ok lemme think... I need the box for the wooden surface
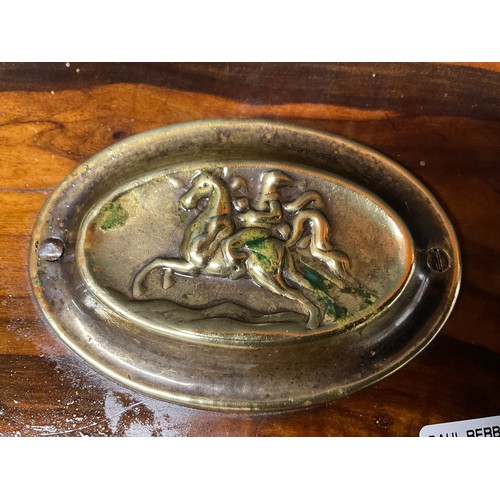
[0,62,498,436]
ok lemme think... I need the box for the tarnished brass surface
[29,119,461,411]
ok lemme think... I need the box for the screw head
[38,237,65,261]
[426,247,450,272]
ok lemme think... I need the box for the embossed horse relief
[132,169,364,329]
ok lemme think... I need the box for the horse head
[179,171,214,210]
[178,170,231,216]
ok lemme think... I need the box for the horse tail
[286,210,332,251]
[286,210,354,284]
[283,191,325,213]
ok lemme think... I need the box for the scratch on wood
[39,399,149,436]
[255,414,268,437]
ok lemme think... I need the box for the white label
[420,415,500,437]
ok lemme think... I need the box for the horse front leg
[132,258,198,298]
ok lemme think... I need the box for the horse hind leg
[246,264,320,330]
[283,250,336,324]
[132,258,197,298]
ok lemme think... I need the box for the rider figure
[235,170,294,238]
[230,169,351,282]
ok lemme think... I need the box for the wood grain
[0,63,499,436]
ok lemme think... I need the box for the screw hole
[38,237,65,262]
[426,248,450,272]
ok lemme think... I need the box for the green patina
[178,208,188,223]
[98,202,128,231]
[244,236,267,251]
[317,295,338,319]
[244,236,275,271]
[301,264,347,319]
[302,264,330,293]
[343,286,377,305]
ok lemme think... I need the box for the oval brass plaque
[30,120,460,410]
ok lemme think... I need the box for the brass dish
[30,119,461,411]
